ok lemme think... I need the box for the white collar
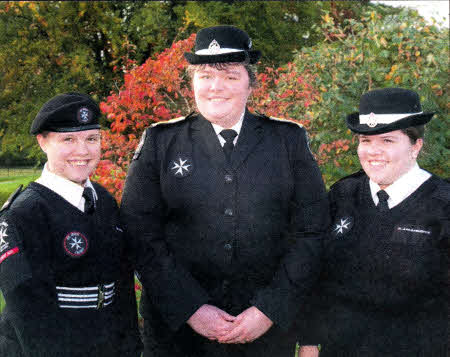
[369,163,431,209]
[211,111,245,146]
[35,163,97,211]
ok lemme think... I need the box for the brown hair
[186,62,258,89]
[401,125,425,144]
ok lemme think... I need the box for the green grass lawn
[0,174,39,207]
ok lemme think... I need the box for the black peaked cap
[184,25,261,65]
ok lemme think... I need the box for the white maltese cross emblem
[208,39,221,54]
[0,221,9,253]
[332,216,354,237]
[63,232,89,257]
[78,107,91,123]
[171,158,192,177]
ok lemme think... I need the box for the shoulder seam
[0,185,24,212]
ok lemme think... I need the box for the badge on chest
[63,231,89,258]
[169,156,193,178]
[332,216,354,238]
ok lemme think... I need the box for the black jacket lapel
[231,111,264,170]
[190,114,228,171]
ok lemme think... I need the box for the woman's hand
[298,345,319,357]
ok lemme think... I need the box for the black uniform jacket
[121,110,329,354]
[0,182,142,357]
[297,171,449,356]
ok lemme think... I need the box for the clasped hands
[187,304,273,344]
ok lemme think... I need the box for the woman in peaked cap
[0,93,142,356]
[121,25,330,357]
[298,87,449,356]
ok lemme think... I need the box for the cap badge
[78,107,91,124]
[0,221,9,253]
[171,157,192,177]
[332,216,354,237]
[367,112,377,127]
[208,39,221,54]
[63,231,89,258]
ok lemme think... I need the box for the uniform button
[224,243,232,251]
[224,174,233,183]
[224,208,233,216]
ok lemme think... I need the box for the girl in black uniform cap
[298,88,448,357]
[0,93,142,356]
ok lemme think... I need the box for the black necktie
[83,187,96,213]
[220,129,238,162]
[376,190,390,213]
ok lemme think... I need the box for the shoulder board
[150,115,189,128]
[255,111,303,128]
[267,116,303,128]
[0,185,23,213]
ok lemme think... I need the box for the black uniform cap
[346,88,434,135]
[184,25,261,65]
[30,92,101,135]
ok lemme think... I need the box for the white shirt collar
[35,163,97,212]
[369,163,431,209]
[211,111,245,146]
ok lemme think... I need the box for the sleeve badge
[0,221,10,253]
[0,221,20,264]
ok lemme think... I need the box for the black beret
[30,92,101,135]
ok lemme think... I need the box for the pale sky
[372,1,449,27]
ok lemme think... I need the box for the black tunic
[0,182,142,357]
[297,171,449,356]
[121,111,330,356]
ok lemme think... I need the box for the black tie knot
[376,190,389,212]
[220,129,237,144]
[83,187,96,213]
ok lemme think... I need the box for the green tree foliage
[288,6,449,184]
[0,1,182,166]
[0,2,129,165]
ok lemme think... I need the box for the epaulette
[268,116,304,128]
[256,111,303,128]
[149,112,195,128]
[0,185,23,213]
[132,113,194,161]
